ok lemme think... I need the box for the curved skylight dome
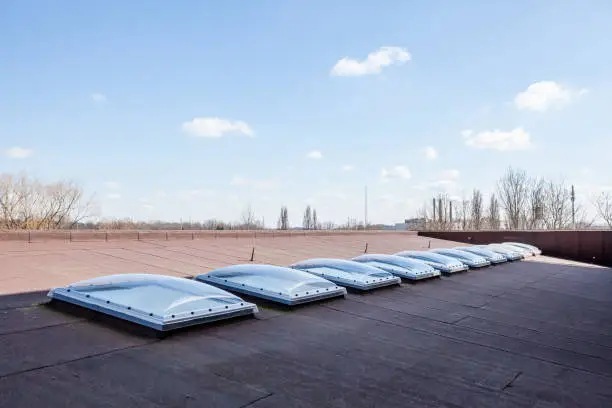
[195,264,347,305]
[483,244,524,261]
[455,246,507,264]
[351,254,440,280]
[47,274,258,331]
[290,258,401,290]
[431,248,490,268]
[502,242,539,256]
[394,250,468,274]
[493,243,533,257]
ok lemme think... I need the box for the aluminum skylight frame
[454,246,507,264]
[47,274,259,331]
[290,258,401,290]
[394,250,469,274]
[195,264,347,306]
[352,254,440,281]
[430,248,491,268]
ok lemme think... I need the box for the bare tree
[594,192,612,228]
[488,193,501,230]
[321,221,336,230]
[429,194,453,231]
[497,167,529,229]
[0,173,94,230]
[543,179,572,229]
[471,189,483,230]
[277,206,289,230]
[340,217,359,230]
[416,203,431,230]
[459,195,471,231]
[526,177,546,229]
[302,205,312,230]
[239,204,261,230]
[312,209,318,230]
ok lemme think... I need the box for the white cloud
[104,181,119,189]
[514,81,587,112]
[4,147,33,159]
[462,127,532,151]
[91,93,107,103]
[423,146,438,160]
[106,193,121,200]
[306,150,323,159]
[252,180,277,190]
[414,169,461,192]
[341,164,355,172]
[182,117,254,138]
[143,204,155,210]
[439,169,460,180]
[331,46,411,77]
[230,175,248,185]
[381,165,412,181]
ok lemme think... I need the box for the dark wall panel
[418,231,612,267]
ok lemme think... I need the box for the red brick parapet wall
[0,229,417,243]
[419,230,612,267]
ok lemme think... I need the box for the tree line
[0,173,93,230]
[3,169,612,231]
[418,167,612,231]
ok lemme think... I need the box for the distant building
[403,218,426,230]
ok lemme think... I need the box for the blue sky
[1,0,611,225]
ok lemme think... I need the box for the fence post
[28,231,31,244]
[165,231,168,241]
[250,247,255,262]
[364,242,368,253]
[192,231,194,240]
[137,231,140,241]
[70,231,72,242]
[105,231,108,242]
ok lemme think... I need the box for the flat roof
[1,233,612,407]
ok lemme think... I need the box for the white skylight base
[199,275,347,305]
[356,261,440,281]
[297,267,402,290]
[443,264,470,274]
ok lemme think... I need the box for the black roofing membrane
[1,257,612,407]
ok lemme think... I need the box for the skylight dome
[455,246,507,264]
[483,244,524,261]
[196,264,347,305]
[504,242,542,255]
[290,258,401,290]
[394,250,468,274]
[431,248,490,268]
[351,254,440,280]
[47,274,258,331]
